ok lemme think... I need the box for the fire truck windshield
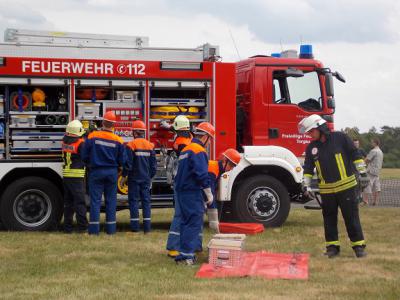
[273,71,322,111]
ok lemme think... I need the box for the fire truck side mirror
[333,71,346,83]
[325,73,334,97]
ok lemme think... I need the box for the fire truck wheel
[0,177,63,231]
[233,174,290,227]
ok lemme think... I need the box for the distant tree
[369,126,377,134]
[341,125,400,168]
[343,127,360,140]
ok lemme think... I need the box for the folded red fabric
[219,222,264,234]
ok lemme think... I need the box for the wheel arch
[232,165,300,198]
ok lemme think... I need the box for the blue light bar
[271,53,281,58]
[299,45,314,59]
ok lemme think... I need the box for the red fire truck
[0,29,344,230]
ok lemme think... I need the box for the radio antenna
[229,28,241,60]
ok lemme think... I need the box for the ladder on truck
[1,28,220,62]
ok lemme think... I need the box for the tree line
[343,126,400,168]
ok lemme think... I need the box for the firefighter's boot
[325,245,340,258]
[353,246,367,258]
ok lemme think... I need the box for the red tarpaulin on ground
[219,223,264,234]
[196,251,309,280]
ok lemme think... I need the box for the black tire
[0,176,63,231]
[232,174,290,227]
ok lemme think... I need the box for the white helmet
[298,114,326,134]
[66,120,85,137]
[173,115,190,131]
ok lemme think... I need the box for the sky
[0,0,399,132]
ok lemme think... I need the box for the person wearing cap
[206,148,241,233]
[174,122,215,266]
[298,114,368,258]
[165,115,194,257]
[62,120,87,233]
[122,120,156,233]
[81,111,127,235]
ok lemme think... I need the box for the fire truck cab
[0,29,343,230]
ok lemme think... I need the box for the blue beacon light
[299,44,314,59]
[271,53,281,58]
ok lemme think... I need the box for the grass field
[380,168,400,179]
[0,207,399,300]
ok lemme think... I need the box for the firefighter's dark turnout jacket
[62,135,85,178]
[303,131,364,194]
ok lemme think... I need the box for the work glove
[302,176,316,199]
[303,186,316,200]
[359,173,370,191]
[207,208,220,233]
[203,187,213,206]
[160,120,171,129]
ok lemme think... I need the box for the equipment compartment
[8,85,69,112]
[3,81,71,159]
[149,83,209,151]
[75,82,144,141]
[150,86,207,121]
[11,129,64,153]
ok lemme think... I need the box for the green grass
[0,207,399,300]
[380,168,400,179]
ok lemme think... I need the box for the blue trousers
[175,190,205,260]
[166,195,181,251]
[167,192,203,251]
[88,168,118,235]
[128,180,151,232]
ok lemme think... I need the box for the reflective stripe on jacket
[124,138,157,182]
[303,131,363,194]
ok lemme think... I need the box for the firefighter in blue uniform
[62,120,88,233]
[122,120,157,233]
[192,148,242,251]
[298,114,368,258]
[206,148,241,233]
[81,111,127,235]
[174,122,215,265]
[163,116,193,257]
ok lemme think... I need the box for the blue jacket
[174,138,210,192]
[81,129,127,169]
[123,138,157,182]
